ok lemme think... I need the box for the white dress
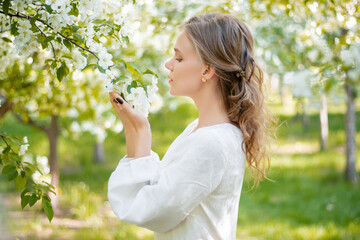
[108,118,246,240]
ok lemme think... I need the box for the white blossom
[98,26,110,37]
[147,84,158,103]
[120,21,132,37]
[114,14,126,25]
[98,50,113,69]
[13,0,28,12]
[126,87,151,117]
[72,49,87,69]
[105,78,115,92]
[18,144,30,156]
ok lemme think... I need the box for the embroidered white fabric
[108,118,246,240]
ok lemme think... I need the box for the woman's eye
[175,58,182,62]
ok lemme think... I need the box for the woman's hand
[109,91,151,158]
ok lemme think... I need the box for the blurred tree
[248,0,359,182]
[0,0,159,217]
[0,51,125,210]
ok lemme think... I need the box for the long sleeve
[107,134,227,233]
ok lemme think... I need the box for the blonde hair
[180,12,276,188]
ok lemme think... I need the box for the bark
[0,97,13,119]
[47,115,60,211]
[345,83,359,184]
[301,99,309,130]
[320,93,328,150]
[93,141,105,163]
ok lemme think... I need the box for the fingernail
[116,97,123,104]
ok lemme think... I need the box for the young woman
[108,12,273,240]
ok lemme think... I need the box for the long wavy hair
[180,12,276,188]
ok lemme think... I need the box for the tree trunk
[0,96,13,119]
[281,85,289,109]
[47,115,60,212]
[345,84,358,184]
[320,93,328,150]
[301,99,309,130]
[93,141,105,163]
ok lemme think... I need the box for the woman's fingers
[109,92,135,131]
[109,92,150,131]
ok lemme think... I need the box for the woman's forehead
[174,31,195,55]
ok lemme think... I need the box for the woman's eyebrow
[174,48,183,54]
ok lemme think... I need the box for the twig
[0,135,35,188]
[0,9,99,60]
[34,22,56,59]
[13,112,48,133]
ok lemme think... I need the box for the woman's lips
[168,79,173,83]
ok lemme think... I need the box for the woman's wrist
[134,128,152,158]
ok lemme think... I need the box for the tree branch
[0,9,99,60]
[13,112,48,133]
[34,21,56,60]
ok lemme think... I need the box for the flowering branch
[34,21,57,59]
[0,8,99,60]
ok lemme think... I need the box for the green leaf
[142,69,158,78]
[2,164,15,174]
[42,196,54,222]
[30,14,40,27]
[21,195,30,209]
[56,61,69,82]
[69,3,79,16]
[123,35,130,45]
[11,22,19,36]
[3,0,10,15]
[127,81,138,94]
[38,35,48,49]
[24,166,33,176]
[95,65,106,74]
[42,180,56,191]
[73,33,82,41]
[8,169,18,181]
[45,4,53,14]
[23,161,42,175]
[29,193,37,207]
[45,36,54,44]
[51,61,57,69]
[2,37,12,43]
[71,25,79,32]
[15,175,27,191]
[63,39,72,51]
[126,62,142,75]
[5,135,20,154]
[117,60,141,78]
[21,188,30,198]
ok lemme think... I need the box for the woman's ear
[202,64,217,80]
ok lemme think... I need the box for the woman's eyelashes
[175,58,182,62]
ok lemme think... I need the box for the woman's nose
[164,58,173,71]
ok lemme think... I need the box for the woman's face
[165,31,204,97]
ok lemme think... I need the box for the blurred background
[0,0,359,239]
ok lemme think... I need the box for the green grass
[1,99,360,239]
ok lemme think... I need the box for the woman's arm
[109,92,151,158]
[108,134,227,233]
